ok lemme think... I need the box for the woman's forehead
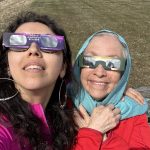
[84,35,124,57]
[15,22,55,35]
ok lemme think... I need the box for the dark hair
[0,11,76,150]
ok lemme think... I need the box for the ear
[60,63,67,78]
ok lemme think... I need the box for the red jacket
[74,114,150,150]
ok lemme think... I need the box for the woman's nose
[27,42,42,57]
[93,64,107,77]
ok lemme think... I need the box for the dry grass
[30,0,150,88]
[0,0,32,33]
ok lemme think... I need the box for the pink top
[0,104,51,150]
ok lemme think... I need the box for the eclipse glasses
[2,32,65,52]
[79,55,125,71]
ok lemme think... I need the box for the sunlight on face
[8,22,66,102]
[80,34,124,100]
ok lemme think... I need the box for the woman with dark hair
[72,29,150,149]
[0,11,76,150]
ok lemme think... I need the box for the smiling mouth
[89,80,107,85]
[93,82,106,85]
[24,65,45,71]
[88,80,108,89]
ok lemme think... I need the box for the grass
[1,0,150,88]
[29,0,150,88]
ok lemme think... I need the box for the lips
[92,81,106,85]
[88,78,110,88]
[25,65,44,70]
[23,62,45,71]
[89,80,107,85]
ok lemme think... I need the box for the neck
[18,86,54,109]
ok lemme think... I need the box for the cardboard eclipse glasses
[2,32,65,52]
[79,55,126,71]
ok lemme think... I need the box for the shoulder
[121,114,150,148]
[114,114,149,137]
[122,113,149,125]
[115,114,150,146]
[0,123,13,150]
[0,122,21,150]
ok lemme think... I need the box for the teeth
[25,65,43,70]
[91,81,106,85]
[94,82,105,85]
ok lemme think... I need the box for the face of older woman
[80,34,124,100]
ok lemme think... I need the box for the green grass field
[1,0,150,88]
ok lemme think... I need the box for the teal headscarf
[71,29,148,120]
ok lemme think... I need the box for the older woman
[72,29,150,149]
